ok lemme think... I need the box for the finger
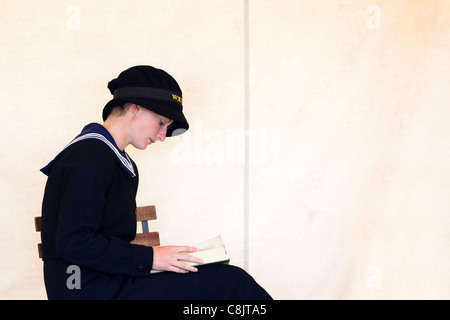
[177,254,204,265]
[178,263,199,273]
[168,266,190,274]
[171,260,199,273]
[177,246,199,253]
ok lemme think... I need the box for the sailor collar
[40,123,136,177]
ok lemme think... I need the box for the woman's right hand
[152,246,204,273]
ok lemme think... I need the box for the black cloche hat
[102,65,189,137]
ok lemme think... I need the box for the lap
[116,264,272,300]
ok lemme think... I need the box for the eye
[159,120,165,127]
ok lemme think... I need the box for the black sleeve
[54,142,154,276]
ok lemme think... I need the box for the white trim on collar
[66,133,136,177]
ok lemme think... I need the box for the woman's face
[130,106,173,150]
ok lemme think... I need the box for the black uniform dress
[40,123,272,300]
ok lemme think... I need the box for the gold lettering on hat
[172,94,183,104]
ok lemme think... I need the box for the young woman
[40,65,272,300]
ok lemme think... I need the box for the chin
[132,143,148,150]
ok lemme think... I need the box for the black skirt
[44,260,272,300]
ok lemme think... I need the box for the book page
[193,235,225,251]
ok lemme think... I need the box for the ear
[129,104,141,115]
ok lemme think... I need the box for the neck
[102,117,130,151]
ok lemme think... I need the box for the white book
[151,235,230,274]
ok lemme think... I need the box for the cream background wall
[1,0,449,299]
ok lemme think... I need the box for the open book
[151,235,230,274]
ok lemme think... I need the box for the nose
[157,126,167,142]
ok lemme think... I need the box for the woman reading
[40,65,272,300]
